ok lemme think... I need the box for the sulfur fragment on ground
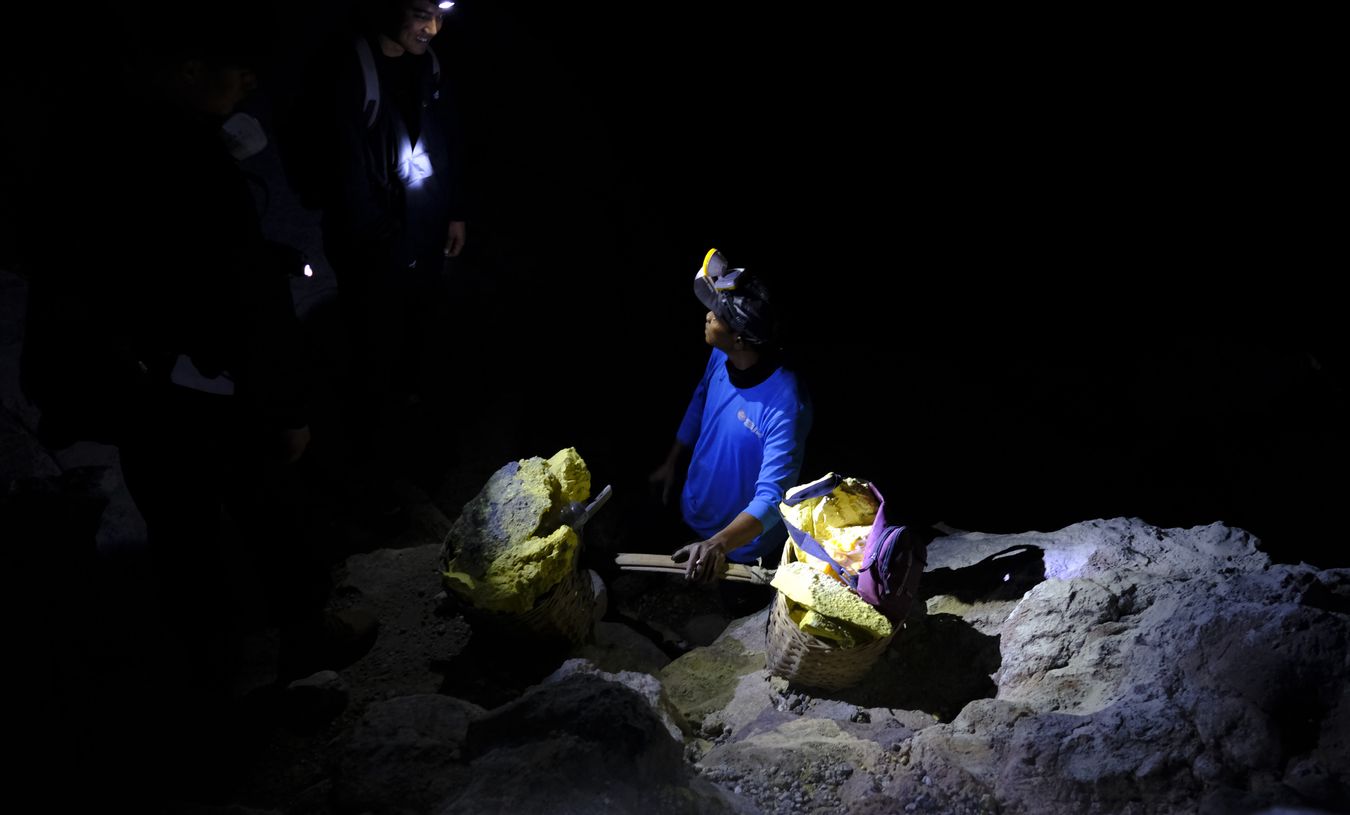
[440,448,591,614]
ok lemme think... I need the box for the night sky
[3,2,1343,566]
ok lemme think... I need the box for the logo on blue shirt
[736,409,764,439]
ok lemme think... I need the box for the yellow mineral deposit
[770,561,894,642]
[442,448,592,614]
[780,475,878,581]
[547,447,591,505]
[444,524,580,614]
[785,598,866,647]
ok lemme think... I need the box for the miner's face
[393,0,444,56]
[704,310,738,351]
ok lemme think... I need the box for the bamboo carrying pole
[614,553,774,584]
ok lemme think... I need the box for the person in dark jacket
[296,0,469,497]
[66,9,370,691]
[15,6,378,803]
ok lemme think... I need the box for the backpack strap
[782,520,857,589]
[353,38,442,130]
[857,482,894,584]
[782,472,843,507]
[354,36,380,129]
[866,482,889,547]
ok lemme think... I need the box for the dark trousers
[326,241,456,476]
[118,386,328,679]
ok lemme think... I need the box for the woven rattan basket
[764,543,895,690]
[470,565,595,646]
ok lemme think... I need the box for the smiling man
[290,0,470,510]
[382,0,448,56]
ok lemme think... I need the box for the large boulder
[332,694,484,814]
[570,621,673,680]
[442,673,733,814]
[439,451,589,614]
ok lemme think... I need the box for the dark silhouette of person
[21,12,376,793]
[283,0,469,509]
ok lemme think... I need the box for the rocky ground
[201,512,1350,814]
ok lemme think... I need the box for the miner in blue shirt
[649,249,813,584]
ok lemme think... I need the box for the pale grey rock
[890,520,1350,814]
[447,673,732,814]
[686,520,1349,814]
[660,607,772,739]
[571,620,671,676]
[543,658,688,740]
[698,717,889,815]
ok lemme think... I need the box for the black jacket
[308,34,468,269]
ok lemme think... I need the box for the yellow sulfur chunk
[771,561,893,640]
[441,448,592,613]
[781,475,878,580]
[799,610,862,647]
[784,592,868,646]
[447,525,580,614]
[547,447,591,505]
[809,478,877,531]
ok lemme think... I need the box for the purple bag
[781,474,929,624]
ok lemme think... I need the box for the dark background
[2,1,1343,565]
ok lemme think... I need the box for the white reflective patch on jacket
[397,136,434,188]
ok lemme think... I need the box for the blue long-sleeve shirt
[677,349,812,563]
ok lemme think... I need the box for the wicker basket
[469,565,595,646]
[764,544,895,691]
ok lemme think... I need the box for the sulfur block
[546,447,591,505]
[781,475,878,579]
[440,449,592,613]
[771,561,893,640]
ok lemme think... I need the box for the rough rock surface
[332,694,483,814]
[16,418,1345,815]
[439,455,583,613]
[680,519,1350,815]
[660,610,774,741]
[572,620,672,676]
[543,658,690,740]
[338,543,471,702]
[446,673,732,814]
